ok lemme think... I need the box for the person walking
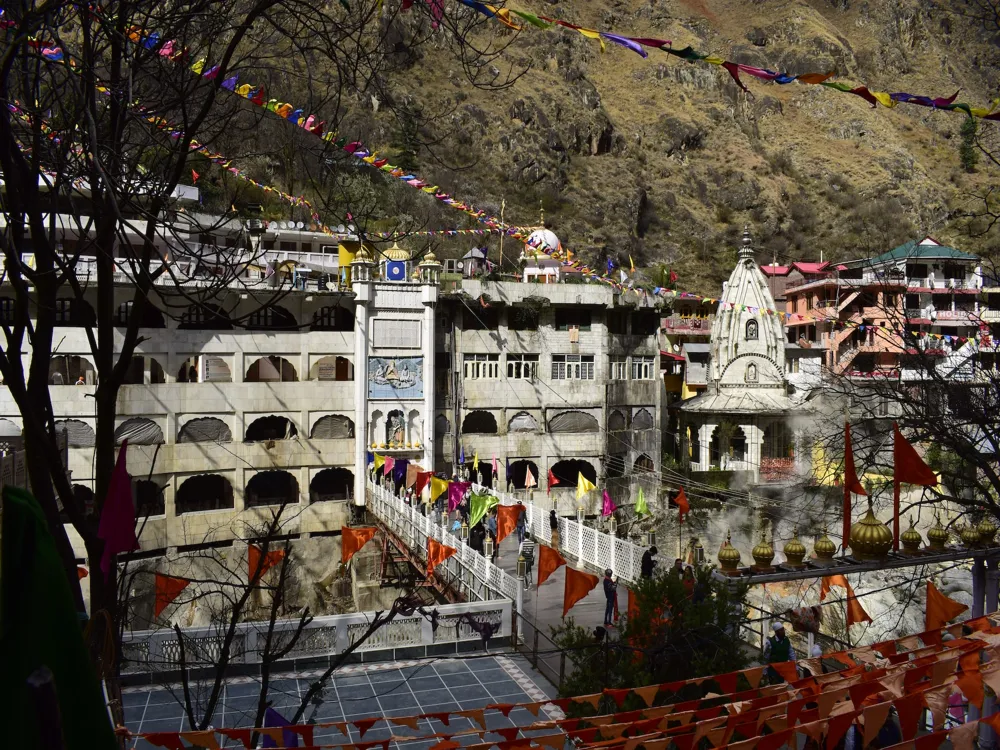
[763,623,794,682]
[640,546,658,578]
[549,510,559,547]
[603,569,618,627]
[515,501,527,547]
[486,508,498,561]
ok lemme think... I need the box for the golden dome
[783,529,807,568]
[978,517,998,546]
[961,524,981,548]
[354,245,374,263]
[751,532,774,571]
[814,532,837,560]
[384,242,410,261]
[419,250,441,267]
[849,501,893,561]
[927,514,949,551]
[718,531,742,573]
[900,518,923,555]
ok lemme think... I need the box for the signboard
[368,356,423,400]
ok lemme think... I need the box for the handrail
[366,482,522,609]
[471,483,646,584]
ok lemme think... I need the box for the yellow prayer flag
[373,453,385,471]
[576,28,606,52]
[629,254,635,273]
[871,91,897,108]
[473,451,479,471]
[577,472,597,499]
[431,477,449,502]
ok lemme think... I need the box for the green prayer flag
[469,493,498,529]
[1,486,117,749]
[510,10,553,29]
[634,487,649,516]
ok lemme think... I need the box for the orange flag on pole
[843,422,868,551]
[674,487,690,523]
[845,582,872,627]
[154,573,191,618]
[249,544,286,581]
[925,580,969,631]
[341,526,378,565]
[563,567,600,617]
[893,423,937,550]
[427,538,457,578]
[537,544,566,586]
[496,504,520,545]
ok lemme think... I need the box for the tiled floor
[123,655,558,749]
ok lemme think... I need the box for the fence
[121,599,512,675]
[472,483,647,584]
[513,610,567,692]
[367,482,522,608]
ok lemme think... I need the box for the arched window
[462,411,498,434]
[245,356,297,382]
[177,356,231,383]
[178,417,232,443]
[435,414,451,435]
[244,416,298,442]
[245,470,299,508]
[549,459,597,487]
[632,409,654,431]
[179,304,232,330]
[608,410,627,432]
[135,480,166,516]
[548,411,599,433]
[310,468,354,502]
[310,415,354,439]
[114,418,164,445]
[54,419,96,447]
[507,460,539,490]
[115,300,166,328]
[746,320,758,341]
[311,306,354,331]
[123,356,166,385]
[508,412,539,433]
[746,363,758,383]
[606,455,626,478]
[247,305,297,330]
[310,356,354,381]
[49,355,97,385]
[176,474,234,514]
[386,410,406,444]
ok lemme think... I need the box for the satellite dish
[336,224,346,233]
[348,225,356,233]
[276,221,285,230]
[296,221,304,230]
[673,344,680,353]
[457,261,464,271]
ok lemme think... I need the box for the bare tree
[0,0,523,658]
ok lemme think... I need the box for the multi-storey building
[0,212,663,558]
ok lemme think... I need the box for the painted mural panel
[368,356,423,400]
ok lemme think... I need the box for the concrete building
[0,213,663,558]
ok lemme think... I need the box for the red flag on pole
[674,487,690,524]
[537,545,566,586]
[925,580,968,631]
[563,567,600,617]
[249,544,286,581]
[843,422,868,551]
[496,504,520,544]
[341,526,378,565]
[893,423,937,550]
[427,538,457,578]
[154,573,191,618]
[547,468,559,494]
[97,440,139,578]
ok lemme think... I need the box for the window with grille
[609,356,627,380]
[506,354,539,379]
[555,309,592,331]
[464,354,499,380]
[630,356,654,380]
[551,354,594,380]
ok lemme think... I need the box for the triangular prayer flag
[925,580,969,631]
[427,538,457,578]
[383,455,395,477]
[154,573,190,618]
[416,471,434,498]
[191,169,200,183]
[893,423,937,550]
[341,527,378,565]
[547,468,559,494]
[577,472,597,499]
[473,451,479,471]
[537,545,566,586]
[469,493,498,528]
[845,581,872,627]
[430,476,449,502]
[525,466,537,488]
[497,504,520,544]
[674,487,690,523]
[492,455,499,477]
[98,440,139,577]
[373,453,385,472]
[249,544,286,582]
[447,481,470,512]
[563,567,600,617]
[634,487,649,516]
[601,489,616,517]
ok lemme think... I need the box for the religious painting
[368,356,423,400]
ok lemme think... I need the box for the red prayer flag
[547,468,559,494]
[97,440,140,577]
[893,423,937,551]
[496,504,520,545]
[248,544,286,581]
[77,566,89,579]
[341,526,378,565]
[537,544,566,586]
[563,567,599,617]
[675,487,690,523]
[843,422,867,551]
[845,581,872,627]
[191,169,200,183]
[427,537,457,578]
[143,732,186,750]
[218,728,253,748]
[415,471,434,498]
[154,573,191,618]
[925,580,969,631]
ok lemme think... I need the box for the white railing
[472,484,646,584]
[121,599,510,674]
[367,482,522,608]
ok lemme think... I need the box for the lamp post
[484,534,494,560]
[645,530,656,547]
[577,506,584,524]
[461,521,469,543]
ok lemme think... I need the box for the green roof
[868,239,978,264]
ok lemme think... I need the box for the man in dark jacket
[603,569,618,627]
[640,546,658,578]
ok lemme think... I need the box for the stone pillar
[422,279,438,473]
[353,284,371,507]
[698,423,713,469]
[232,351,244,384]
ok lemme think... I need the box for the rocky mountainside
[369,0,1000,293]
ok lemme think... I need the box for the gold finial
[927,513,949,551]
[900,517,923,555]
[848,498,893,561]
[783,528,807,568]
[539,200,545,227]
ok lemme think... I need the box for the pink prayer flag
[383,456,395,476]
[525,466,537,488]
[601,489,617,517]
[492,455,499,476]
[448,481,471,512]
[97,440,139,577]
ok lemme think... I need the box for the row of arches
[686,422,793,464]
[34,414,355,448]
[459,410,609,435]
[48,354,354,385]
[468,457,640,490]
[608,408,655,432]
[175,468,353,514]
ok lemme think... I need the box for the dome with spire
[384,243,410,261]
[525,228,561,254]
